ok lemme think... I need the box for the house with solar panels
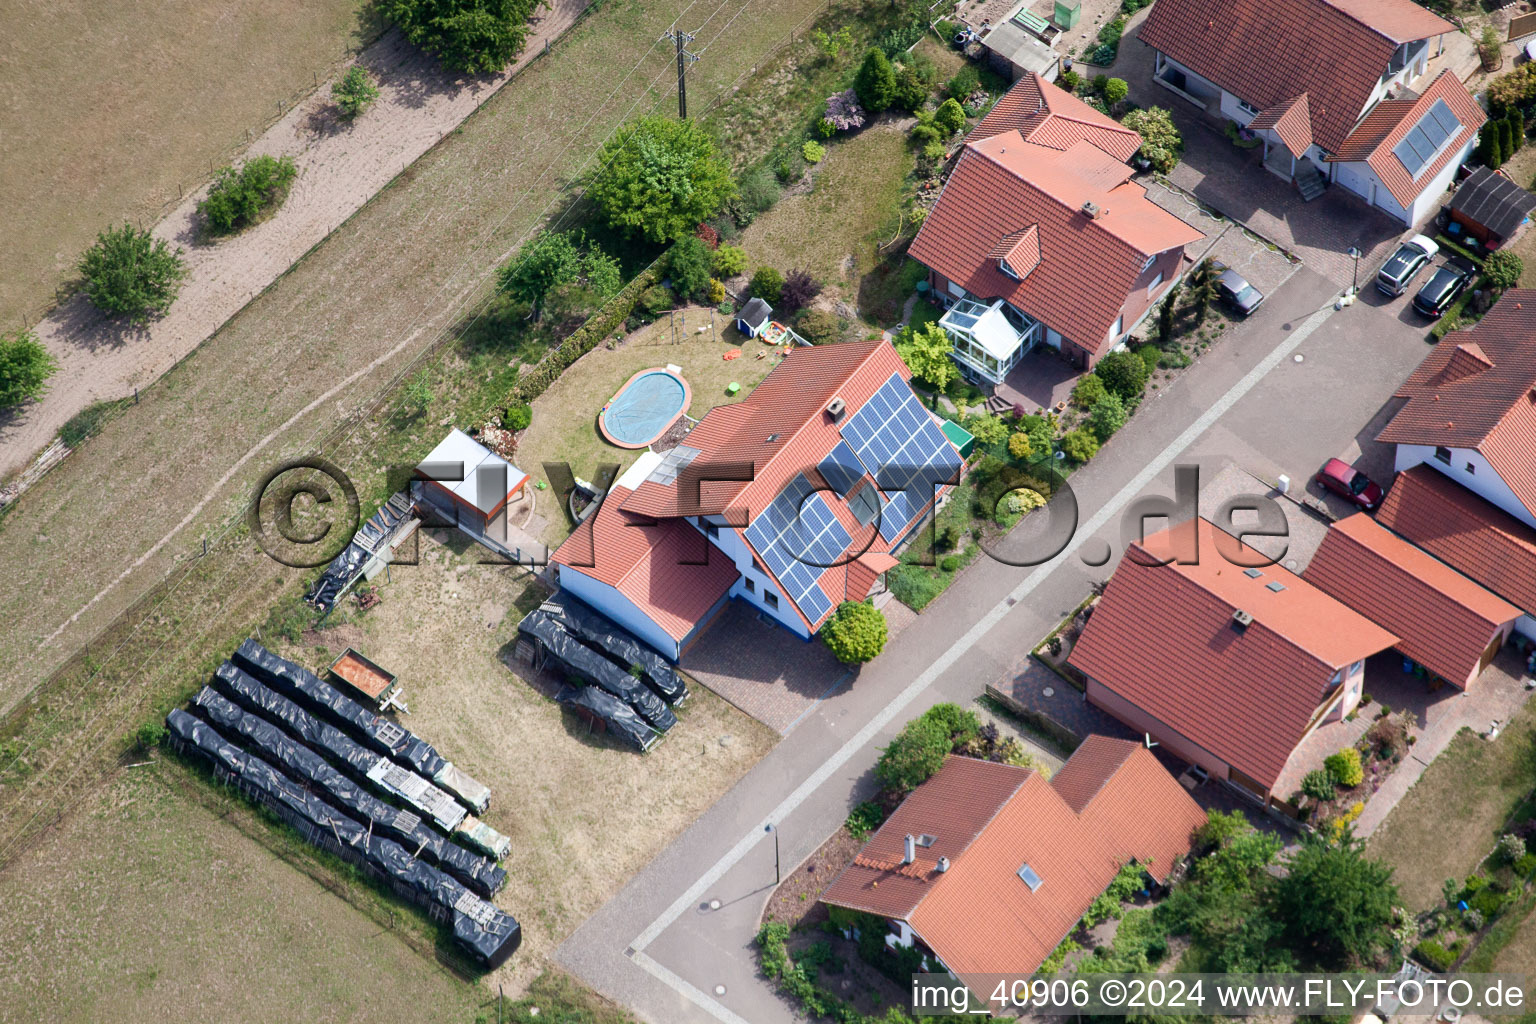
[549,340,964,658]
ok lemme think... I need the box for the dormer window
[992,225,1040,283]
[1000,258,1023,280]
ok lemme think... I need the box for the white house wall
[1395,444,1536,529]
[694,516,813,639]
[554,566,683,661]
[1332,133,1476,227]
[1219,90,1258,127]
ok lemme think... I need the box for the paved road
[555,264,1440,1024]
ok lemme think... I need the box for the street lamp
[765,823,780,885]
[1347,246,1361,297]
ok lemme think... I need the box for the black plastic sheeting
[211,661,467,834]
[306,492,415,613]
[541,593,689,705]
[554,685,658,752]
[165,709,519,969]
[233,639,446,777]
[192,686,505,898]
[519,613,676,732]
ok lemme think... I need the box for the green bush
[962,411,1008,447]
[133,719,167,752]
[0,329,58,410]
[1061,427,1099,463]
[199,155,298,235]
[1134,344,1161,374]
[1071,372,1109,408]
[1517,853,1536,877]
[78,223,189,323]
[1484,249,1524,289]
[666,236,713,300]
[750,266,784,304]
[947,66,980,101]
[887,563,943,610]
[1301,769,1335,801]
[933,98,966,137]
[854,47,897,112]
[712,245,748,277]
[332,64,380,118]
[996,486,1045,528]
[1058,70,1081,93]
[589,115,737,241]
[802,139,825,164]
[1499,833,1527,864]
[1007,431,1033,461]
[1096,349,1150,402]
[875,714,951,792]
[821,600,888,664]
[1122,106,1183,172]
[939,554,963,572]
[638,283,675,315]
[796,309,842,345]
[1324,748,1363,787]
[1415,938,1458,972]
[504,400,532,431]
[846,800,887,841]
[1088,391,1127,441]
[736,165,782,219]
[381,0,540,73]
[1103,78,1128,105]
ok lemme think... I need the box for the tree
[1272,832,1399,968]
[1484,248,1524,289]
[1186,257,1217,322]
[1499,118,1516,165]
[587,116,737,243]
[779,269,822,313]
[894,321,958,390]
[963,411,1008,447]
[78,223,189,324]
[497,230,581,319]
[198,154,298,234]
[1122,106,1183,173]
[853,48,897,113]
[1157,283,1180,343]
[821,600,888,664]
[749,266,783,304]
[332,65,380,118]
[1061,427,1099,463]
[1088,391,1127,441]
[1019,413,1054,456]
[712,245,748,277]
[1508,109,1526,157]
[1103,77,1129,106]
[381,0,543,74]
[811,26,854,59]
[666,236,713,300]
[892,66,929,113]
[875,714,951,792]
[1301,769,1335,801]
[1096,349,1150,402]
[933,98,966,137]
[1007,431,1033,460]
[0,330,58,410]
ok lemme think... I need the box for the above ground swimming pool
[599,367,692,448]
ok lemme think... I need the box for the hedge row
[508,259,663,403]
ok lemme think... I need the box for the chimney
[903,834,916,865]
[1080,200,1103,219]
[1232,609,1254,631]
[937,856,951,873]
[827,396,847,422]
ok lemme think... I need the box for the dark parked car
[1211,260,1265,315]
[1412,261,1472,318]
[1375,235,1439,296]
[1315,457,1385,510]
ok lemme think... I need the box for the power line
[661,28,700,118]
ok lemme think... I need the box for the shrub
[589,116,736,242]
[823,89,866,132]
[846,800,887,840]
[939,553,963,572]
[712,245,747,278]
[381,0,539,72]
[504,400,532,431]
[1072,372,1109,408]
[894,321,957,390]
[497,230,582,319]
[1018,412,1054,455]
[1096,349,1150,401]
[1134,344,1161,374]
[707,278,726,305]
[1415,938,1458,972]
[796,308,841,345]
[1088,391,1127,441]
[963,411,1008,447]
[1007,430,1033,461]
[1302,769,1335,801]
[1464,907,1487,931]
[802,139,825,164]
[749,266,784,304]
[736,165,782,218]
[1103,77,1128,106]
[666,236,713,300]
[78,223,189,324]
[1061,427,1099,463]
[854,48,897,112]
[947,66,980,102]
[1058,70,1081,93]
[887,563,944,610]
[133,720,167,752]
[1500,833,1528,864]
[1122,106,1183,172]
[1324,748,1364,788]
[199,154,298,234]
[1516,853,1536,877]
[779,269,822,314]
[892,66,929,113]
[1484,249,1524,289]
[638,283,675,315]
[875,715,951,791]
[933,98,966,137]
[332,64,380,118]
[997,486,1045,527]
[0,329,58,410]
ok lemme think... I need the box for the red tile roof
[550,483,738,641]
[1304,513,1520,685]
[910,134,1203,354]
[1376,465,1536,616]
[1139,0,1451,152]
[1248,95,1313,158]
[972,73,1143,163]
[1376,290,1536,517]
[1067,518,1399,789]
[1330,71,1484,206]
[822,748,1203,985]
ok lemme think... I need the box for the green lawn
[1366,697,1536,912]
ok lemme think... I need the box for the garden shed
[1448,166,1536,250]
[414,428,528,555]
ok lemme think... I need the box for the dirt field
[515,309,780,546]
[0,0,372,332]
[0,761,485,1024]
[267,530,776,990]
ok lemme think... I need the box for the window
[705,522,719,539]
[1141,253,1156,274]
[947,280,966,299]
[744,577,755,594]
[1466,462,1476,475]
[1110,315,1124,339]
[1434,446,1452,463]
[999,258,1020,281]
[1147,271,1165,296]
[849,485,880,527]
[1236,97,1260,117]
[1017,863,1044,891]
[764,591,779,610]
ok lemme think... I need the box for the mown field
[0,0,375,328]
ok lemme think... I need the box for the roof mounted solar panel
[743,474,852,626]
[1393,99,1458,178]
[819,441,866,497]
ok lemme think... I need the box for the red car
[1315,458,1384,510]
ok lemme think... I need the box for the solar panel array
[818,441,866,497]
[840,373,963,542]
[1393,99,1460,178]
[743,474,851,625]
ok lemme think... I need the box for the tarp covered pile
[553,685,659,752]
[165,709,519,969]
[305,491,416,613]
[518,611,676,744]
[540,593,689,705]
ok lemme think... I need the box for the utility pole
[661,27,699,118]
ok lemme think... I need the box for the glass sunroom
[938,297,1041,385]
